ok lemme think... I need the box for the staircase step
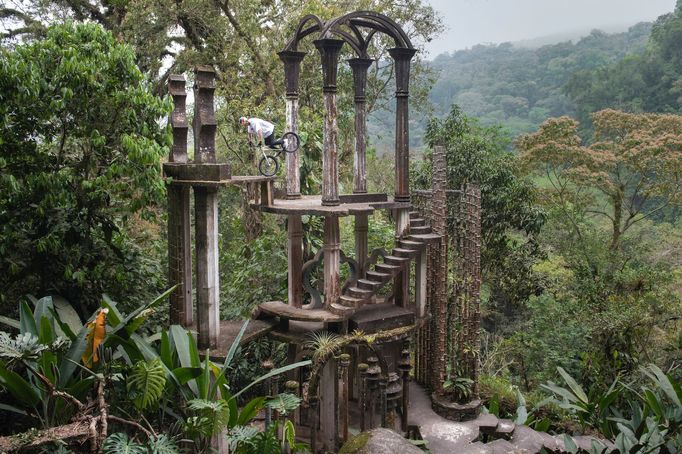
[399,239,426,251]
[365,270,391,283]
[393,247,418,259]
[409,218,426,227]
[375,263,400,274]
[357,278,382,290]
[384,255,410,266]
[348,287,373,298]
[409,211,421,219]
[410,225,432,234]
[339,295,365,308]
[329,302,355,316]
[409,233,441,244]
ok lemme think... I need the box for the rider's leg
[266,130,283,148]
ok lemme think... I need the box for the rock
[487,439,518,453]
[476,413,500,436]
[339,428,423,454]
[495,419,516,440]
[459,441,493,454]
[509,425,546,453]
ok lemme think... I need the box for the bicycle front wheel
[282,132,300,153]
[258,155,279,177]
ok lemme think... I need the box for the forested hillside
[371,22,653,150]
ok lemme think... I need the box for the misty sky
[425,0,676,57]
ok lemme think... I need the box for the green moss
[339,432,371,454]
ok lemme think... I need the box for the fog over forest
[426,0,675,56]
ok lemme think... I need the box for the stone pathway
[408,383,611,453]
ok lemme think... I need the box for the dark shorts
[264,130,277,147]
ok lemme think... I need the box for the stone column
[338,353,351,444]
[315,39,344,206]
[348,58,373,194]
[430,145,448,394]
[167,74,192,326]
[349,58,374,279]
[193,67,220,349]
[278,50,306,199]
[287,216,304,308]
[323,215,341,309]
[390,48,416,306]
[388,48,417,203]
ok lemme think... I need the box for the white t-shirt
[247,118,275,138]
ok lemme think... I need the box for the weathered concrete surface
[339,428,423,454]
[410,382,612,454]
[409,382,479,453]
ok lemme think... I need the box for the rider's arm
[257,128,264,145]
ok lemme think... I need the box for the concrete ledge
[431,393,481,422]
[163,162,231,181]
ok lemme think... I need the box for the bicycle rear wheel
[282,132,300,153]
[258,155,279,177]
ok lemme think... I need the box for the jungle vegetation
[1,0,682,452]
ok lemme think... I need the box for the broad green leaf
[0,315,20,330]
[0,364,40,407]
[58,323,89,387]
[563,435,578,454]
[52,296,81,336]
[647,364,681,407]
[0,402,28,415]
[557,367,588,403]
[101,295,123,328]
[232,360,312,399]
[160,331,172,368]
[171,367,202,385]
[19,301,37,336]
[237,397,265,426]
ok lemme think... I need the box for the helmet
[239,116,248,125]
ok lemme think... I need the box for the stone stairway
[329,211,440,316]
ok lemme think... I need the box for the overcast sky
[425,0,677,57]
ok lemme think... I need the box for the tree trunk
[610,191,623,251]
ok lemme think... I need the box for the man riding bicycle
[239,116,282,148]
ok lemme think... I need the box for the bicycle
[252,131,301,177]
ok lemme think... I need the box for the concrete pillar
[167,74,192,326]
[192,66,220,350]
[278,50,306,199]
[323,215,341,309]
[287,215,304,308]
[388,48,417,203]
[314,39,344,206]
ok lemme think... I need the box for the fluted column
[278,50,306,199]
[349,58,373,194]
[388,48,417,202]
[315,39,344,206]
[349,58,374,280]
[167,74,192,327]
[323,215,341,309]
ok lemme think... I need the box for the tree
[0,23,171,314]
[517,110,682,252]
[416,105,546,314]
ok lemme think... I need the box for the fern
[265,393,301,416]
[127,358,166,410]
[102,433,146,454]
[148,434,182,454]
[187,398,230,435]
